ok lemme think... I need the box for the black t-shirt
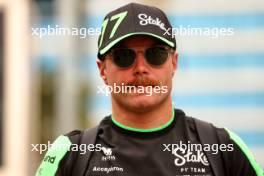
[47,109,261,176]
[87,110,213,176]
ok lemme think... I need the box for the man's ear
[172,52,178,76]
[97,59,108,85]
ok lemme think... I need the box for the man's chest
[87,138,214,176]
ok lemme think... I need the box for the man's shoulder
[63,130,82,144]
[63,116,109,144]
[35,134,74,176]
[177,110,230,142]
[35,127,99,176]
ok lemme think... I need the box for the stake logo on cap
[97,3,176,59]
[138,13,167,31]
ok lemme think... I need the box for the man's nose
[132,52,149,76]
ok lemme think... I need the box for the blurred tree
[33,0,55,16]
[77,82,92,129]
[38,56,57,144]
[0,10,4,166]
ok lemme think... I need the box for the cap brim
[99,32,175,56]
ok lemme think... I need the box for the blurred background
[0,0,263,175]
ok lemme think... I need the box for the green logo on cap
[99,11,128,48]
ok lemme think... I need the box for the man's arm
[35,131,81,176]
[224,128,263,176]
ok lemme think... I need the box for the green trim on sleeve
[224,128,264,176]
[35,135,72,176]
[99,32,175,55]
[111,109,175,133]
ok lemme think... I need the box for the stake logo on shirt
[172,147,209,166]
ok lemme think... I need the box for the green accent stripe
[109,11,128,39]
[111,109,175,133]
[35,135,72,176]
[99,32,175,55]
[224,128,264,176]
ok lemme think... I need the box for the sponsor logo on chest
[173,147,209,166]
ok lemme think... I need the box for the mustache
[124,77,162,87]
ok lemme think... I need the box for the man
[36,3,263,176]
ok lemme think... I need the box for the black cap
[97,3,176,59]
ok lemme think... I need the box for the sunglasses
[105,45,174,68]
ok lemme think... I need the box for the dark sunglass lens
[113,49,135,68]
[145,46,168,66]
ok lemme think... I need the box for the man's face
[97,36,178,113]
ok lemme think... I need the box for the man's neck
[111,97,173,130]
